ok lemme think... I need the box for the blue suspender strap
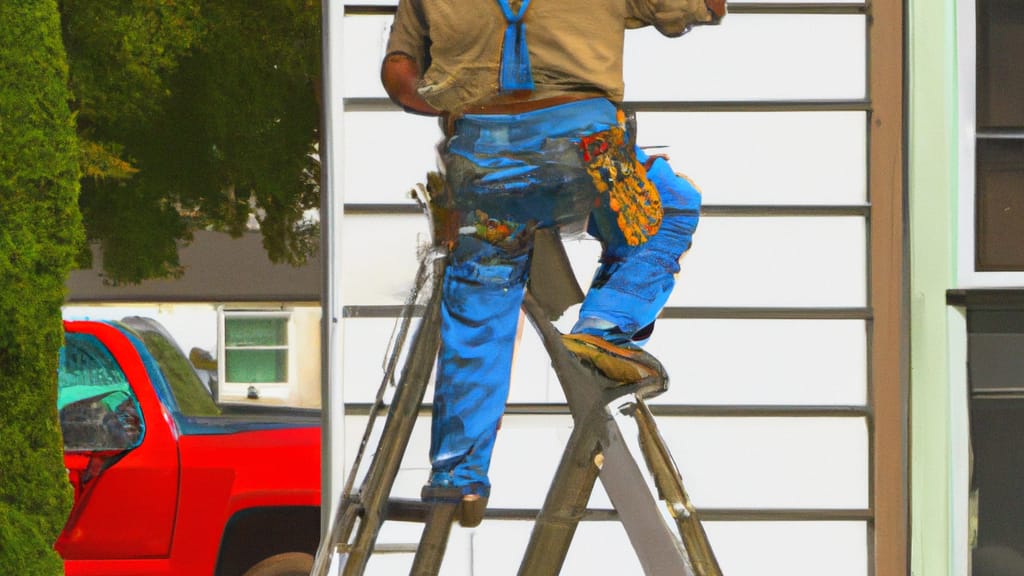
[495,0,534,91]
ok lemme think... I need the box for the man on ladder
[381,0,725,529]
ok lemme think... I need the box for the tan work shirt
[385,0,712,113]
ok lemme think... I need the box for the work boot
[562,333,668,397]
[421,484,489,528]
[457,494,487,528]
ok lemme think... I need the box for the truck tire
[241,552,314,576]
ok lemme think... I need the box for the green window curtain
[225,317,287,346]
[225,316,288,383]
[225,349,288,383]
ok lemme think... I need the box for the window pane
[976,0,1024,129]
[59,333,132,409]
[976,139,1024,271]
[636,111,867,205]
[970,398,1024,572]
[225,317,287,346]
[59,333,144,452]
[225,349,287,383]
[624,15,866,101]
[969,310,1024,392]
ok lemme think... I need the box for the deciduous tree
[63,0,322,285]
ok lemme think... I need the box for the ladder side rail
[409,502,461,575]
[515,377,606,574]
[521,287,694,576]
[632,400,724,576]
[342,257,448,575]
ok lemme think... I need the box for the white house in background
[323,2,905,574]
[64,229,322,408]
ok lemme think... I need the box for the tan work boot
[562,333,668,393]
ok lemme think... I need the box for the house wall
[66,229,325,409]
[63,303,221,356]
[907,0,965,574]
[294,308,324,408]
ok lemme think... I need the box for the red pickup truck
[56,317,322,576]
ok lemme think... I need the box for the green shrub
[0,1,83,573]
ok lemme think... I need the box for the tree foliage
[63,0,322,285]
[60,0,205,138]
[0,1,82,573]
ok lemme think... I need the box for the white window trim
[957,0,1024,287]
[217,307,296,402]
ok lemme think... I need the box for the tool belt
[441,93,603,137]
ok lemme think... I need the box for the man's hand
[381,53,441,116]
[705,0,725,23]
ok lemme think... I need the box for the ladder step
[372,543,420,554]
[384,499,630,523]
[383,497,436,523]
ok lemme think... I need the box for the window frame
[957,0,1024,286]
[217,308,295,401]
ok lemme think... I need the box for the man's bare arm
[625,0,725,34]
[381,53,441,116]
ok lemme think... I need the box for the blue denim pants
[429,98,701,495]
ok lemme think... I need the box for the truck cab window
[58,333,144,452]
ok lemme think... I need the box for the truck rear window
[58,333,144,452]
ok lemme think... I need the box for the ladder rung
[384,500,633,523]
[373,543,420,554]
[384,498,433,523]
[485,507,619,521]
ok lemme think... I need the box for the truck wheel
[241,552,314,576]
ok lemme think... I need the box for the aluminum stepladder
[312,202,722,576]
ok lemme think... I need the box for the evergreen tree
[0,1,82,573]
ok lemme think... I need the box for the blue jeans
[428,98,701,494]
